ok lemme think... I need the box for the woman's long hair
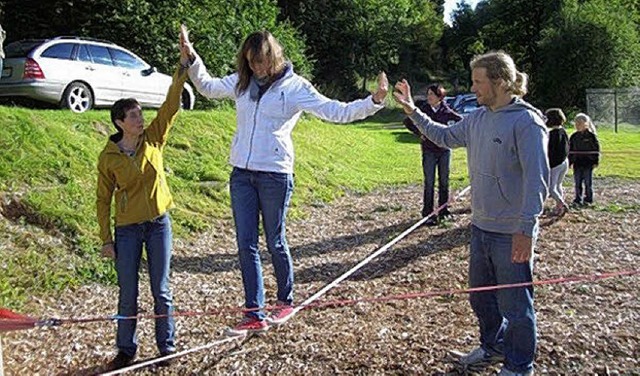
[236,31,286,95]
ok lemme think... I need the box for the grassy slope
[0,105,638,308]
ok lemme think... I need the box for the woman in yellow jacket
[96,38,190,370]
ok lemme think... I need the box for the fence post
[0,335,4,376]
[614,88,618,133]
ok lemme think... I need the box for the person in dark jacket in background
[569,113,600,207]
[545,108,569,215]
[403,84,462,225]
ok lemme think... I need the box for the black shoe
[423,216,438,227]
[109,352,135,370]
[157,351,175,367]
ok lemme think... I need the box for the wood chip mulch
[2,177,639,375]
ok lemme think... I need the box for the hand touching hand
[372,72,388,104]
[179,24,195,66]
[393,79,416,114]
[101,243,115,260]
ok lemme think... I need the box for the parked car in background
[452,93,480,117]
[0,36,195,113]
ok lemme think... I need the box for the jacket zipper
[245,95,262,169]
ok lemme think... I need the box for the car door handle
[122,72,130,76]
[85,66,96,71]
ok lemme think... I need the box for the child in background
[568,113,600,207]
[545,108,570,215]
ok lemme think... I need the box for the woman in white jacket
[180,26,388,336]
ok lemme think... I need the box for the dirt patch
[2,178,639,375]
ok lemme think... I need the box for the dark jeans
[230,167,294,320]
[114,213,175,357]
[421,149,451,217]
[573,165,594,204]
[469,225,536,373]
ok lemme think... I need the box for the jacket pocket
[473,172,516,218]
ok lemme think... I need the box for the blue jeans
[114,213,175,357]
[573,165,594,204]
[469,225,536,373]
[230,167,294,320]
[422,150,450,217]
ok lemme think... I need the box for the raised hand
[393,79,416,114]
[372,72,388,104]
[180,24,195,65]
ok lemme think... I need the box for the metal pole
[614,88,618,133]
[0,335,4,376]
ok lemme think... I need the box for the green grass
[0,104,639,309]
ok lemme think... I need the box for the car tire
[62,82,93,113]
[181,89,192,110]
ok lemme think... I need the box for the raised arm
[180,24,237,99]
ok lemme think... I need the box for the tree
[537,0,640,109]
[0,0,311,94]
[278,0,443,100]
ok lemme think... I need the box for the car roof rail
[53,36,116,45]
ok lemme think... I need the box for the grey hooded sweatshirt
[409,98,549,238]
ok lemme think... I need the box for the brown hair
[545,108,566,127]
[110,98,140,134]
[427,84,446,99]
[236,31,286,95]
[470,51,528,97]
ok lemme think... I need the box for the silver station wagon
[0,36,195,113]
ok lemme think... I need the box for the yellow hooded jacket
[96,67,188,245]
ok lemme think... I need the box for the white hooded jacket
[188,54,384,173]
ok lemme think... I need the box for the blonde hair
[236,31,286,95]
[575,113,597,134]
[470,51,528,97]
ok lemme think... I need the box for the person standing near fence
[403,84,462,225]
[569,113,600,207]
[393,51,548,376]
[179,26,387,336]
[545,108,569,215]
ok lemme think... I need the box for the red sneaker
[224,316,269,337]
[268,302,295,325]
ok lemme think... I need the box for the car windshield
[5,40,46,58]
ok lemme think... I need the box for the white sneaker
[457,346,505,369]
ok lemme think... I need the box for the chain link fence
[586,87,640,132]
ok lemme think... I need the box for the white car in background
[0,36,195,113]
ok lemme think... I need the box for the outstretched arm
[294,72,387,123]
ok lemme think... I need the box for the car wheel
[62,82,93,113]
[181,89,191,110]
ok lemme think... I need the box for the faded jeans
[469,225,536,374]
[114,213,175,357]
[230,167,294,320]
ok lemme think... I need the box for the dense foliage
[0,0,639,108]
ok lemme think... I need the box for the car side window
[109,48,146,70]
[41,43,74,60]
[87,45,114,66]
[77,44,92,63]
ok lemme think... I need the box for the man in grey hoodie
[394,51,548,376]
